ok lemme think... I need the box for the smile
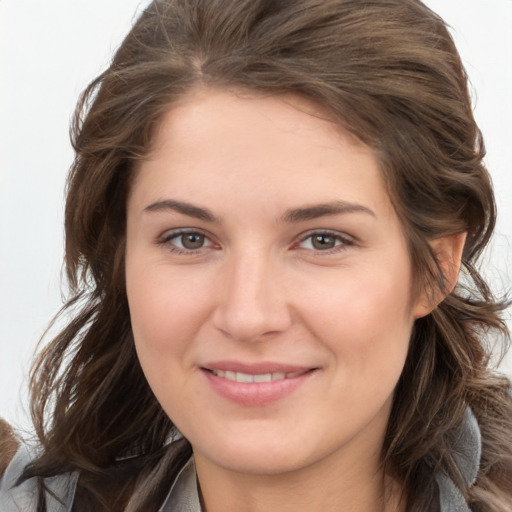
[202,365,317,406]
[210,369,305,383]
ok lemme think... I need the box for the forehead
[148,87,365,155]
[129,87,394,221]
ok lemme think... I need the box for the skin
[125,88,462,512]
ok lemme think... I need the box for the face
[125,88,428,479]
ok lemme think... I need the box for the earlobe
[413,232,467,319]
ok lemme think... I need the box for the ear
[413,232,467,319]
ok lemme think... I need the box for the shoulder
[0,422,78,512]
[436,408,481,512]
[0,419,19,478]
[0,433,41,511]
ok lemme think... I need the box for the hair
[20,0,512,510]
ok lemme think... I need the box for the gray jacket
[0,409,481,511]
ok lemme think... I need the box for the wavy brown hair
[21,0,512,510]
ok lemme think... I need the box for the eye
[177,232,207,250]
[159,229,214,253]
[297,231,352,252]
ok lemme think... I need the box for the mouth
[201,363,317,406]
[208,369,308,383]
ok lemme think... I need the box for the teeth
[237,372,254,383]
[254,373,272,383]
[211,369,304,383]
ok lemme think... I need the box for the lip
[201,361,317,406]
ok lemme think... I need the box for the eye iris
[312,234,336,250]
[181,233,204,249]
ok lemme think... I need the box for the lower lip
[202,369,315,406]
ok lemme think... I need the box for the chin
[191,428,324,476]
[206,449,309,476]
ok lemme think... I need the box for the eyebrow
[143,198,375,223]
[144,199,219,223]
[280,201,375,223]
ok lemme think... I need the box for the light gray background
[1,0,511,431]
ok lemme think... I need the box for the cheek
[302,263,413,338]
[125,263,213,415]
[126,260,210,348]
[296,256,414,378]
[125,268,208,408]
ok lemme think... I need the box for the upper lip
[201,361,314,375]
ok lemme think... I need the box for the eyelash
[157,229,354,255]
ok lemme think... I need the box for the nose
[212,250,293,343]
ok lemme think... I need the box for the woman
[1,0,511,510]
